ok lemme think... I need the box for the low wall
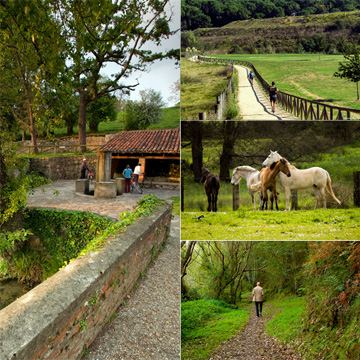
[30,156,97,180]
[0,203,172,360]
[20,136,107,147]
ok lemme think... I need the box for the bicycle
[130,177,143,194]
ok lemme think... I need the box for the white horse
[231,166,261,210]
[261,150,341,211]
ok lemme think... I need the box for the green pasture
[181,208,360,240]
[213,53,360,112]
[181,59,231,120]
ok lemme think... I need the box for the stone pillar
[138,157,146,181]
[94,182,117,198]
[112,178,125,195]
[96,150,112,182]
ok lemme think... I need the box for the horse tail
[251,182,262,193]
[326,173,341,205]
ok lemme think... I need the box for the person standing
[252,282,264,318]
[122,165,133,193]
[268,81,279,113]
[133,163,142,183]
[80,158,90,179]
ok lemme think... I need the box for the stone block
[75,179,89,194]
[94,181,117,198]
[114,177,125,195]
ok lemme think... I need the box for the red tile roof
[99,128,180,154]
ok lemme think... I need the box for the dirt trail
[208,303,302,360]
[235,65,298,121]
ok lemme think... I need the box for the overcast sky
[101,0,180,107]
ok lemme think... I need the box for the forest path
[208,303,302,360]
[235,65,298,121]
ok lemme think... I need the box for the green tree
[334,45,360,100]
[124,89,165,130]
[54,0,178,152]
[87,94,117,133]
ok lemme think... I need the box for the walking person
[252,282,264,318]
[122,165,133,193]
[249,70,254,85]
[80,158,90,179]
[268,81,279,113]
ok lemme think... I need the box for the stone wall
[30,155,97,180]
[20,136,107,146]
[0,203,173,360]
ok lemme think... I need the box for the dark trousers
[255,301,263,317]
[125,178,131,193]
[80,169,86,179]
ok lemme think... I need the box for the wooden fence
[198,56,360,120]
[17,144,103,155]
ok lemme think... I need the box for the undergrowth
[181,299,249,360]
[0,194,164,284]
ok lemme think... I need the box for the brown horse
[252,159,291,210]
[201,168,220,212]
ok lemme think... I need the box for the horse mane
[235,166,258,172]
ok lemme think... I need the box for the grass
[265,295,305,345]
[181,208,360,240]
[181,59,231,119]
[168,196,180,216]
[181,299,249,360]
[213,53,360,111]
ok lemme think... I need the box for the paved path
[235,65,298,120]
[28,180,180,360]
[28,180,179,221]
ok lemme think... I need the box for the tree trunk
[220,121,237,181]
[78,91,87,153]
[357,82,359,101]
[191,122,203,183]
[28,99,38,154]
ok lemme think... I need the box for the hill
[194,11,360,53]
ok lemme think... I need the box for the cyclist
[133,163,142,184]
[122,165,132,193]
[268,81,279,113]
[249,70,254,85]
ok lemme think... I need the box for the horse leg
[314,187,319,210]
[320,187,327,209]
[270,192,274,210]
[284,187,291,211]
[251,193,255,210]
[207,193,211,212]
[213,193,218,212]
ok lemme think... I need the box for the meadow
[213,53,360,111]
[181,59,231,119]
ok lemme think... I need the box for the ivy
[0,194,165,284]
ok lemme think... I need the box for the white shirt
[134,165,141,175]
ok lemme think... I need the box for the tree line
[182,0,360,30]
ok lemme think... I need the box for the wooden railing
[17,144,103,155]
[198,56,360,120]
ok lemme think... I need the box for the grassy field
[214,53,360,111]
[181,59,231,119]
[181,208,360,240]
[181,299,249,360]
[52,106,179,137]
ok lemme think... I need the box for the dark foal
[259,159,291,210]
[201,168,220,212]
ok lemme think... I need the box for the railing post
[233,183,240,211]
[354,171,360,207]
[291,190,298,210]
